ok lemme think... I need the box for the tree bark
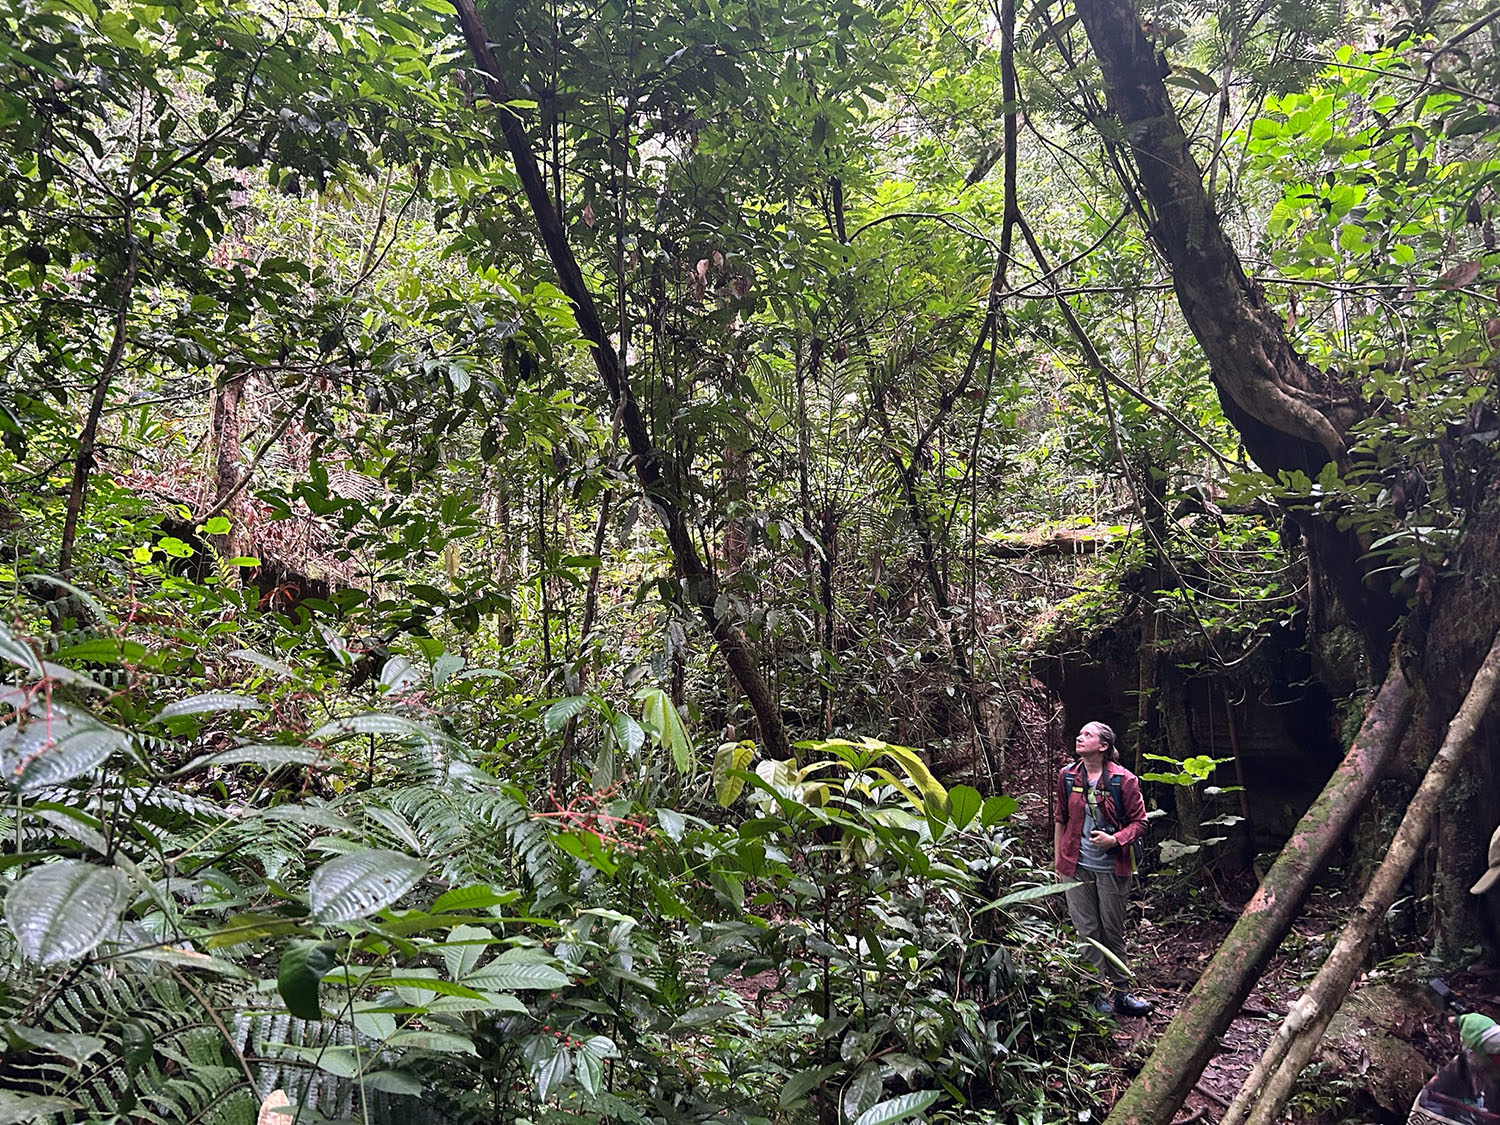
[452,0,790,759]
[59,223,138,576]
[209,373,246,562]
[1224,632,1500,1125]
[1102,662,1412,1125]
[1070,0,1401,662]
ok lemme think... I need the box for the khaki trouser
[1065,867,1134,986]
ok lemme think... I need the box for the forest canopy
[0,0,1497,1121]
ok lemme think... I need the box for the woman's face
[1075,725,1105,757]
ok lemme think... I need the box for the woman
[1053,721,1154,1017]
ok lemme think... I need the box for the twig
[171,968,258,1092]
[195,408,298,524]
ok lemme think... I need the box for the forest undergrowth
[3,0,1499,1121]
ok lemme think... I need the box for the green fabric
[1458,1012,1500,1054]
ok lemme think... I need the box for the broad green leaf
[431,884,519,913]
[257,805,355,831]
[427,993,529,1015]
[50,638,148,665]
[153,692,259,722]
[656,807,686,841]
[1,708,126,793]
[117,946,252,978]
[638,687,692,772]
[946,785,982,830]
[543,695,591,732]
[713,740,756,806]
[531,1043,571,1100]
[120,1020,151,1076]
[229,649,294,677]
[274,1043,360,1078]
[611,712,645,756]
[4,861,129,965]
[311,713,433,742]
[277,941,337,1019]
[5,1022,106,1064]
[852,1090,941,1125]
[353,1009,398,1039]
[553,828,618,876]
[441,924,491,980]
[874,744,947,815]
[975,882,1073,915]
[843,1064,884,1122]
[386,1029,477,1054]
[576,1046,603,1095]
[979,794,1020,826]
[432,652,464,687]
[0,622,42,677]
[175,744,328,774]
[360,1071,424,1096]
[308,850,426,923]
[0,1092,80,1124]
[205,912,310,949]
[38,663,105,693]
[672,1002,739,1028]
[780,1063,840,1106]
[865,767,925,814]
[463,962,570,990]
[755,757,794,792]
[378,655,418,694]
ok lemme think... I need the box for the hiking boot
[1113,990,1154,1017]
[1090,992,1115,1016]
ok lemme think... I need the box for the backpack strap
[1061,765,1080,822]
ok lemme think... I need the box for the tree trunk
[1102,663,1412,1125]
[59,223,138,576]
[452,0,790,759]
[1070,0,1401,663]
[210,373,246,564]
[1224,632,1500,1125]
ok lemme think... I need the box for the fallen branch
[1224,631,1500,1125]
[1102,658,1412,1125]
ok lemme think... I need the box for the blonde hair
[1084,721,1119,763]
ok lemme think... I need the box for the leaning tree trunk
[1223,633,1500,1125]
[452,0,790,759]
[1070,0,1401,665]
[1102,663,1412,1125]
[1059,2,1500,1119]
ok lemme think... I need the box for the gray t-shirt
[1078,777,1115,872]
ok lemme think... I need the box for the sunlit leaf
[0,708,127,793]
[852,1090,941,1125]
[153,692,259,722]
[4,861,129,966]
[308,850,426,923]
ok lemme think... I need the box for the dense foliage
[1,0,1496,1120]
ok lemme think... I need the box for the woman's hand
[1089,829,1118,851]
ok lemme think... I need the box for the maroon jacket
[1053,760,1147,878]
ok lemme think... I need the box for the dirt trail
[1101,880,1498,1124]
